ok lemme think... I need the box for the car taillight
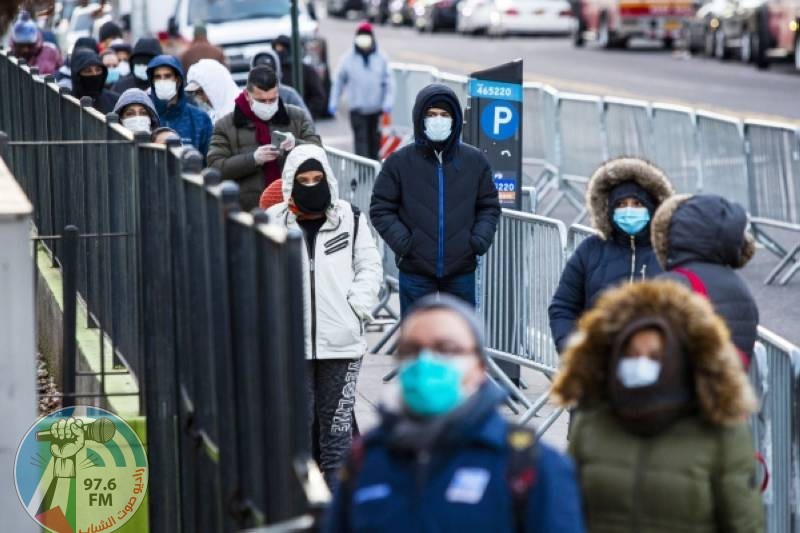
[505,7,519,15]
[559,9,572,16]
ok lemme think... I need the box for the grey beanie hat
[403,294,487,362]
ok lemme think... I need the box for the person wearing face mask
[552,280,763,533]
[69,48,119,114]
[324,294,586,533]
[652,194,759,367]
[328,22,393,160]
[185,59,239,123]
[207,66,321,211]
[265,145,382,490]
[100,49,121,88]
[113,88,160,134]
[109,39,132,79]
[271,34,328,119]
[370,84,500,315]
[112,38,163,94]
[251,50,311,118]
[9,11,62,75]
[549,158,673,354]
[146,54,213,157]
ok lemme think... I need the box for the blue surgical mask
[399,350,465,416]
[105,68,120,86]
[613,207,650,236]
[424,116,453,142]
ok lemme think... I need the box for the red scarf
[235,91,281,187]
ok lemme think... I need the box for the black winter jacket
[652,194,759,361]
[370,84,500,279]
[549,158,674,352]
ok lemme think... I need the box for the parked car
[389,0,419,24]
[683,0,730,54]
[709,0,800,66]
[415,0,462,30]
[367,0,393,22]
[573,0,696,48]
[169,0,330,90]
[327,0,367,17]
[458,0,575,34]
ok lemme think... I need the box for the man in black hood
[112,37,163,93]
[370,84,501,315]
[70,48,119,114]
[271,34,327,118]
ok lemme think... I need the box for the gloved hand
[328,103,337,116]
[279,131,296,151]
[253,145,279,166]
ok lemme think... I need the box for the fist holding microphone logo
[15,407,149,533]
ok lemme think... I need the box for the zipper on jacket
[640,264,647,280]
[306,234,319,360]
[415,450,431,492]
[629,236,636,283]
[437,161,445,278]
[631,445,648,533]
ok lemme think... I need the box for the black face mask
[292,180,331,214]
[80,74,106,97]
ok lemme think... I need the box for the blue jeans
[399,271,476,317]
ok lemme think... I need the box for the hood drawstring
[629,236,636,283]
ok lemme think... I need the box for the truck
[572,0,697,48]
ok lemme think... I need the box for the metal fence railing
[389,63,800,285]
[0,50,320,532]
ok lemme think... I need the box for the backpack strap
[351,204,361,260]
[672,267,708,297]
[506,424,538,533]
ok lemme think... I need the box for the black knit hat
[99,21,122,43]
[427,98,454,117]
[296,158,325,176]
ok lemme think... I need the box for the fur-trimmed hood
[552,280,756,426]
[651,193,756,270]
[587,158,674,239]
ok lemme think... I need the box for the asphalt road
[316,13,800,346]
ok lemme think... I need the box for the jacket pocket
[348,301,364,337]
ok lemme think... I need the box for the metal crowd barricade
[480,210,568,435]
[324,145,381,222]
[389,62,438,133]
[523,84,560,201]
[744,121,800,285]
[603,97,653,160]
[434,71,469,110]
[750,328,800,533]
[650,103,701,194]
[696,110,749,208]
[567,223,598,255]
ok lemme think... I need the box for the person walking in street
[180,23,226,73]
[651,193,759,367]
[9,11,61,75]
[207,66,321,211]
[265,144,382,490]
[185,59,239,123]
[114,88,160,134]
[272,34,328,119]
[324,294,586,533]
[548,157,673,353]
[552,280,764,533]
[112,37,163,94]
[251,49,311,117]
[328,22,394,161]
[147,54,213,155]
[370,84,500,316]
[70,48,119,114]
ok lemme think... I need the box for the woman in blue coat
[549,158,674,353]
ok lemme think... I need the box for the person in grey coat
[328,22,394,160]
[651,193,759,367]
[113,88,160,134]
[251,49,311,118]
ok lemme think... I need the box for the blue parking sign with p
[480,102,519,141]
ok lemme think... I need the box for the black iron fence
[0,51,318,531]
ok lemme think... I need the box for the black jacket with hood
[370,84,501,279]
[111,38,163,94]
[652,193,759,362]
[70,49,118,114]
[548,158,674,352]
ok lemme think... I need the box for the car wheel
[741,31,752,62]
[663,36,674,50]
[794,32,800,71]
[704,29,716,56]
[753,11,770,69]
[715,29,729,59]
[573,18,585,47]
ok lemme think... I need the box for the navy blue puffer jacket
[549,158,674,352]
[652,194,759,362]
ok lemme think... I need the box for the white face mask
[154,80,178,101]
[424,116,453,142]
[617,357,661,388]
[354,34,373,50]
[133,63,148,80]
[121,115,152,133]
[251,98,278,121]
[117,60,130,77]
